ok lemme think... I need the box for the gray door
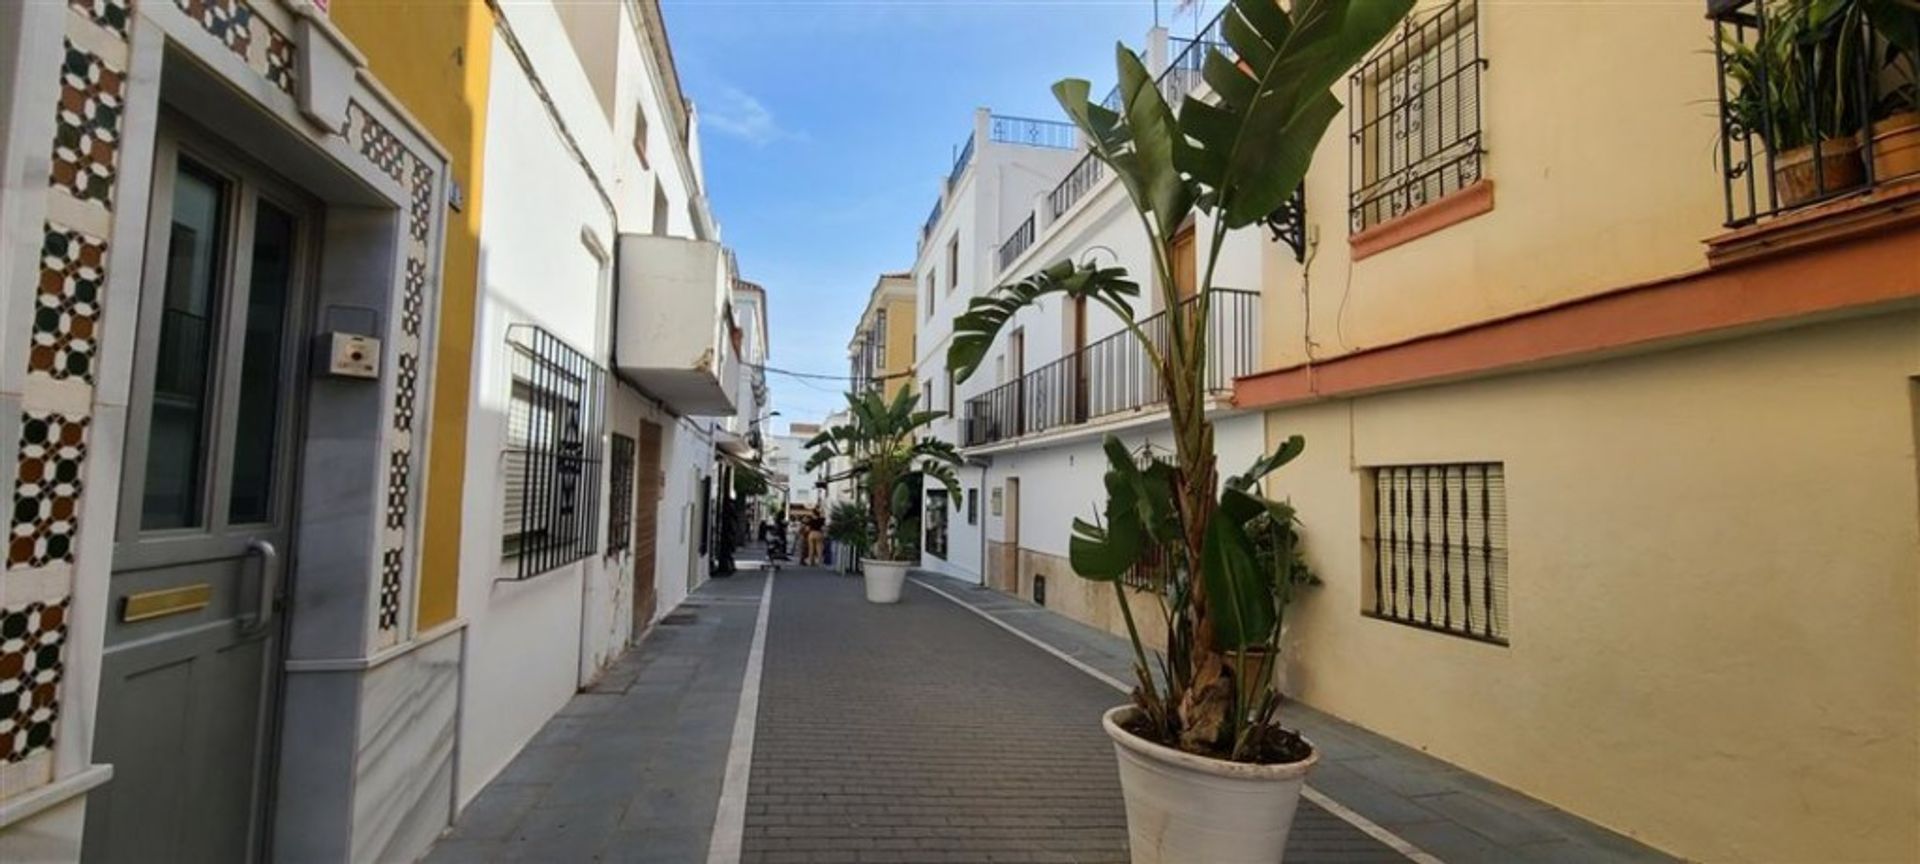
[84,123,312,864]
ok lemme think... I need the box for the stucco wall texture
[1264,312,1920,863]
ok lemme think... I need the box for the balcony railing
[989,114,1078,150]
[962,289,1258,447]
[948,134,975,190]
[923,198,943,241]
[1710,0,1919,227]
[1047,149,1106,221]
[996,214,1036,274]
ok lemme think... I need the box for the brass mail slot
[122,583,213,623]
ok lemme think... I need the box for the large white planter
[1102,705,1318,864]
[861,559,909,604]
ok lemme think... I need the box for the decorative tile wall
[0,0,441,798]
[0,0,132,788]
[172,0,298,96]
[340,101,434,650]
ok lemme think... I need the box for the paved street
[424,563,1675,863]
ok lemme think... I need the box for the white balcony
[615,233,738,416]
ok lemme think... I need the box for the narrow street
[424,562,1673,863]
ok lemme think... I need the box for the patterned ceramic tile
[0,600,67,764]
[377,548,402,632]
[176,0,251,58]
[393,354,418,433]
[7,414,90,570]
[385,450,410,531]
[31,223,107,383]
[69,0,130,37]
[408,159,433,243]
[50,40,125,207]
[174,0,296,96]
[401,260,425,337]
[359,118,406,185]
[264,28,296,95]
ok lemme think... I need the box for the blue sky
[660,0,1224,431]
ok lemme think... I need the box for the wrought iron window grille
[1365,463,1508,645]
[503,324,607,580]
[1348,0,1486,234]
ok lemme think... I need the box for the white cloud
[700,86,802,147]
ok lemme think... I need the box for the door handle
[243,539,279,634]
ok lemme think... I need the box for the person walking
[805,510,827,566]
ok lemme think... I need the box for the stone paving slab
[743,569,1402,864]
[423,573,768,864]
[911,573,1681,864]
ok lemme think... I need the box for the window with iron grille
[1348,0,1484,234]
[502,325,606,579]
[608,432,635,554]
[1365,463,1507,644]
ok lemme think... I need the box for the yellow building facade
[1236,2,1920,861]
[329,0,493,630]
[850,273,919,402]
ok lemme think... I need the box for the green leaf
[947,259,1138,383]
[1228,434,1305,491]
[1201,507,1274,650]
[1179,0,1415,228]
[1114,46,1196,242]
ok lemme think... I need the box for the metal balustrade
[989,114,1078,150]
[1047,150,1106,221]
[1709,0,1914,226]
[948,134,975,190]
[962,290,1258,447]
[995,214,1035,274]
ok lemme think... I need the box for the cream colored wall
[883,294,918,402]
[1263,1,1725,372]
[1263,312,1920,863]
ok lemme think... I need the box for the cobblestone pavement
[420,562,1678,863]
[910,574,1680,864]
[741,568,1401,864]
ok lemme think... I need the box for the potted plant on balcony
[945,1,1410,860]
[804,387,960,603]
[1720,0,1875,205]
[1865,0,1920,179]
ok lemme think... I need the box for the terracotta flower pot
[1773,135,1865,207]
[1102,706,1318,864]
[1870,111,1920,183]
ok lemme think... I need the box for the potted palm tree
[804,387,960,603]
[945,1,1409,860]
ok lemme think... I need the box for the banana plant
[948,0,1411,760]
[804,386,962,562]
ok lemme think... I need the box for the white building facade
[454,0,747,817]
[910,28,1283,640]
